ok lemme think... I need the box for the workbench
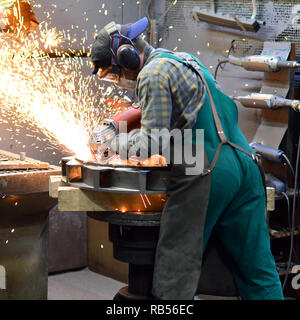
[0,150,60,300]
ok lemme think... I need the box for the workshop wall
[158,0,300,145]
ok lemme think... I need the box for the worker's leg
[215,153,284,300]
[152,158,211,300]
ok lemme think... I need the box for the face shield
[93,63,137,91]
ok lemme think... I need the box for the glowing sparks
[0,20,126,159]
[40,25,64,49]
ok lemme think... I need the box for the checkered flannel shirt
[118,49,207,158]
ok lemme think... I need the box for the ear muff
[116,44,141,70]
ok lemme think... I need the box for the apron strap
[154,53,256,176]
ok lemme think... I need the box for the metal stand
[87,211,239,300]
[87,211,160,300]
[0,193,56,300]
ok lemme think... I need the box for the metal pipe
[210,0,215,13]
[251,0,257,21]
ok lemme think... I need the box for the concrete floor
[48,268,125,300]
[48,268,237,300]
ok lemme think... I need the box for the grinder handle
[112,106,142,133]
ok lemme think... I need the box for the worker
[0,0,39,36]
[90,17,284,300]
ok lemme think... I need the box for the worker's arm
[117,68,173,159]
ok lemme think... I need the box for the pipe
[251,0,257,21]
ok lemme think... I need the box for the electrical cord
[146,0,153,20]
[282,134,300,292]
[280,192,299,263]
[214,59,229,80]
[281,192,291,230]
[282,153,295,178]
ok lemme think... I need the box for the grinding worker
[90,17,284,300]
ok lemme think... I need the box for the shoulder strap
[154,53,256,175]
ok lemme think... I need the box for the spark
[0,15,125,159]
[144,194,151,206]
[140,194,147,209]
[40,25,64,49]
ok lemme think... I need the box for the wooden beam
[57,186,108,212]
[49,175,64,198]
[56,184,166,212]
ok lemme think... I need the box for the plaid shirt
[118,49,206,158]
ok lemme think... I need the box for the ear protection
[104,21,141,72]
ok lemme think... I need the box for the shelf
[270,229,300,239]
[276,262,300,276]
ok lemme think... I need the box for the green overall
[152,53,284,300]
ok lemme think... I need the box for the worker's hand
[291,100,300,112]
[3,1,39,36]
[97,142,113,159]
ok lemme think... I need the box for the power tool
[228,54,300,72]
[232,93,300,111]
[89,103,141,156]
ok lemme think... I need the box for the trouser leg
[152,162,211,300]
[216,157,284,300]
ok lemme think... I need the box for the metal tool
[232,93,300,111]
[228,54,300,72]
[89,104,141,155]
[250,142,285,163]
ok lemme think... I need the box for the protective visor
[93,64,120,83]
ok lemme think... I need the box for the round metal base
[113,286,155,300]
[87,211,161,226]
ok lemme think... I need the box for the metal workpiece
[232,93,300,111]
[61,156,171,194]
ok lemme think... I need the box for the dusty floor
[48,268,125,300]
[47,268,237,300]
